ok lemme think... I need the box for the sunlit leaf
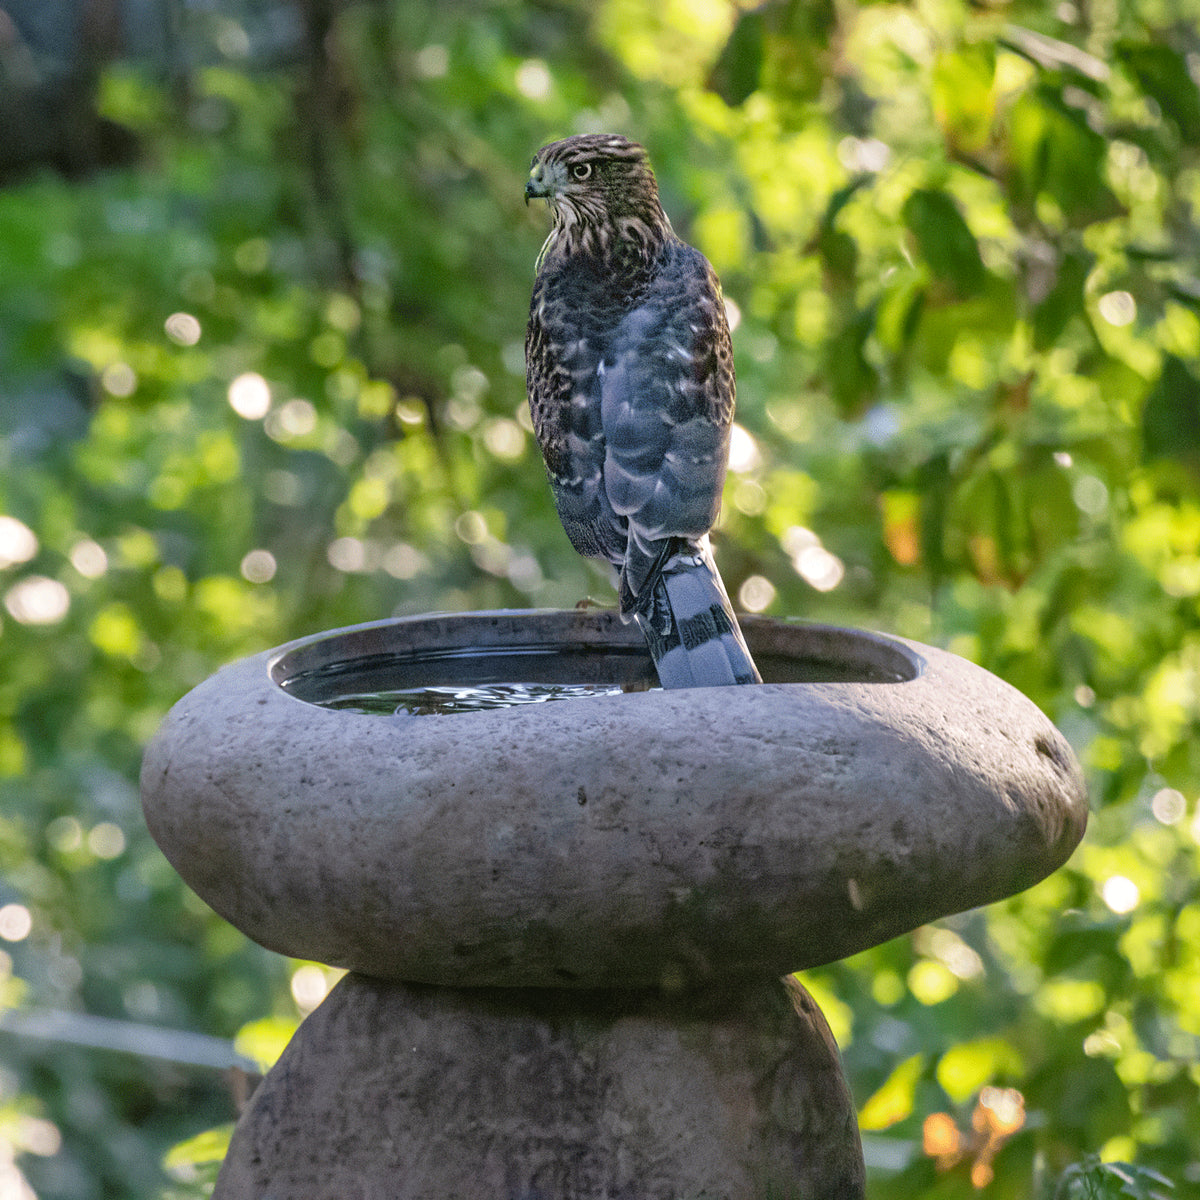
[859,1054,925,1131]
[233,1015,299,1073]
[163,1125,234,1173]
[935,1039,1024,1104]
[932,45,996,154]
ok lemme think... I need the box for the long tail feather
[632,541,761,688]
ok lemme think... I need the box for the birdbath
[140,609,1087,1198]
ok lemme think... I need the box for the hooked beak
[525,163,551,205]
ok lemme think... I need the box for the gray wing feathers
[600,252,732,613]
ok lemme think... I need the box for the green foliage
[1056,1155,1175,1200]
[0,1,1198,1197]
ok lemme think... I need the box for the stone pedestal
[215,975,865,1200]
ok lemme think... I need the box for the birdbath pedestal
[140,610,1087,1198]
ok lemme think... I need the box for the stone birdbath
[140,608,1087,1198]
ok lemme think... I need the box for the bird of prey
[524,133,760,688]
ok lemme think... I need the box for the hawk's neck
[539,205,675,279]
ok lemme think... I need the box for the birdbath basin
[140,609,1087,1198]
[142,608,1086,990]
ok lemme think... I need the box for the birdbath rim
[266,607,925,703]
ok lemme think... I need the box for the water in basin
[278,637,912,716]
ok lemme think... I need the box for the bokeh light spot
[291,964,331,1013]
[1151,787,1186,825]
[1098,290,1136,326]
[88,822,126,860]
[738,574,776,613]
[454,511,489,545]
[415,44,449,78]
[1072,474,1109,516]
[234,237,270,274]
[4,576,70,624]
[69,538,108,579]
[241,549,278,584]
[47,816,83,854]
[228,373,272,420]
[515,58,553,100]
[216,19,251,58]
[327,537,367,573]
[838,135,892,172]
[0,904,32,942]
[928,928,985,980]
[0,516,38,569]
[395,397,426,427]
[909,959,958,1005]
[796,545,845,592]
[1101,875,1140,914]
[727,424,761,473]
[483,418,525,460]
[732,479,767,516]
[265,398,317,442]
[781,526,819,556]
[101,362,138,396]
[164,312,202,346]
[383,543,427,580]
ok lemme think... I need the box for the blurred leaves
[707,5,764,107]
[1143,356,1200,474]
[902,188,987,300]
[1056,1155,1175,1200]
[1006,84,1123,225]
[1114,42,1200,147]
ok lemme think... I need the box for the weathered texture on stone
[140,611,1088,988]
[214,973,865,1200]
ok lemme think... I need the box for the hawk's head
[526,134,671,255]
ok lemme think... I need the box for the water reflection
[312,680,641,717]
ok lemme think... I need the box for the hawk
[524,133,760,687]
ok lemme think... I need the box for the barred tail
[632,541,761,688]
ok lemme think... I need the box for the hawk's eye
[571,162,593,181]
